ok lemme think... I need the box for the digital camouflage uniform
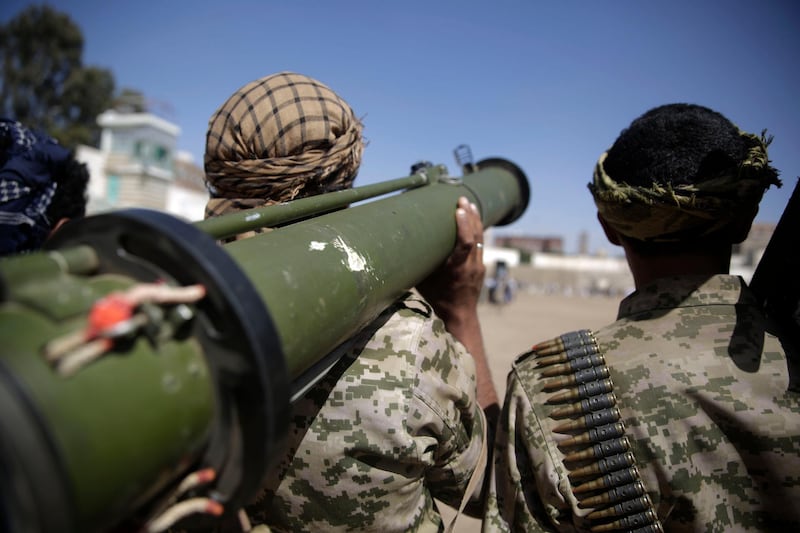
[246,291,485,532]
[485,274,800,532]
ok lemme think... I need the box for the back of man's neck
[627,251,732,289]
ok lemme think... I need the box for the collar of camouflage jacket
[616,274,753,320]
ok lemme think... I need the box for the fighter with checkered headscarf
[204,72,363,228]
[484,104,799,532]
[200,73,497,532]
[0,118,89,255]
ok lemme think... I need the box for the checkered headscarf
[0,118,68,255]
[204,72,364,219]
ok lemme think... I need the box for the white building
[76,111,207,222]
[168,151,208,222]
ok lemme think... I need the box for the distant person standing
[488,260,514,305]
[0,118,89,256]
[484,103,799,531]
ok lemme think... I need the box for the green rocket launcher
[0,151,529,533]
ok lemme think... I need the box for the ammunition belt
[525,329,663,533]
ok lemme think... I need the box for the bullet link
[543,366,610,391]
[586,494,651,519]
[572,466,640,494]
[541,353,606,377]
[550,393,617,419]
[558,421,625,449]
[568,451,635,480]
[589,509,657,532]
[535,343,601,366]
[531,330,595,356]
[552,407,620,433]
[563,436,629,463]
[547,379,613,404]
[579,480,644,508]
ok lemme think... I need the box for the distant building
[578,231,589,255]
[494,235,564,255]
[731,222,776,282]
[734,222,774,266]
[75,110,207,221]
[75,144,110,213]
[168,152,208,222]
[96,110,179,210]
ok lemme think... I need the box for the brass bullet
[531,330,595,356]
[550,393,617,419]
[568,451,635,480]
[552,407,620,433]
[541,353,605,377]
[547,379,613,404]
[563,436,629,463]
[579,481,644,508]
[586,494,651,519]
[572,466,639,494]
[558,422,625,449]
[542,366,610,391]
[589,509,657,532]
[535,343,600,367]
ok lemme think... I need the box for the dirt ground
[439,291,620,531]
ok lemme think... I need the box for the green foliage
[0,4,115,148]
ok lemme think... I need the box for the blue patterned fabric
[0,118,70,255]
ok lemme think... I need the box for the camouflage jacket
[247,292,485,532]
[484,274,800,532]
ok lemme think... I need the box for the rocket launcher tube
[2,207,284,533]
[0,156,529,533]
[223,158,529,387]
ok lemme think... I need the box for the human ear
[597,213,622,246]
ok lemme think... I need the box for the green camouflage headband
[589,130,781,242]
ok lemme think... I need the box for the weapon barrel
[0,157,528,533]
[225,158,528,387]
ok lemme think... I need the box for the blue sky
[3,1,798,254]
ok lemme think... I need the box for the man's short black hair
[603,103,748,188]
